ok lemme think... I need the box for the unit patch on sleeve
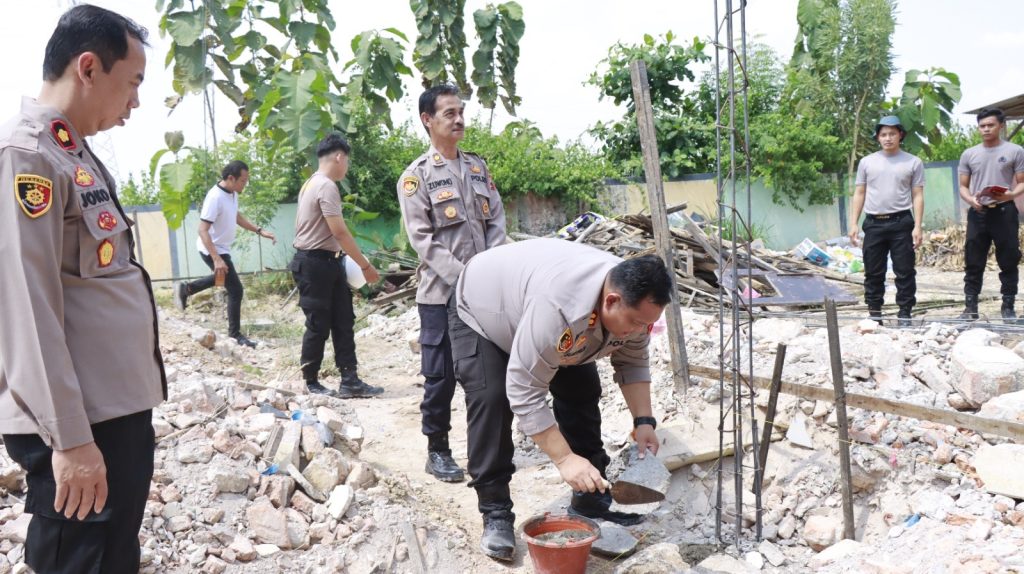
[402,176,419,196]
[74,166,95,187]
[98,239,115,267]
[15,174,54,219]
[50,120,77,151]
[556,328,574,353]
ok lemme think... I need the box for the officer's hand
[362,264,380,284]
[633,425,659,458]
[52,441,108,520]
[262,230,278,245]
[912,226,923,250]
[848,226,860,247]
[970,198,984,213]
[554,453,605,493]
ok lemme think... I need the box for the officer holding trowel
[448,238,671,562]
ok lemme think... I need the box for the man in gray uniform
[848,116,925,327]
[291,133,383,398]
[0,6,166,573]
[449,239,670,561]
[398,84,506,483]
[957,108,1024,322]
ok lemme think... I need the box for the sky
[2,0,1022,184]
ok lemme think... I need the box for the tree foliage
[411,0,525,115]
[463,121,616,204]
[587,32,710,178]
[885,68,962,156]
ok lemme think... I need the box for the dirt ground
[138,264,1024,573]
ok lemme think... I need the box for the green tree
[885,68,962,156]
[587,32,710,178]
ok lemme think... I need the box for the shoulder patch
[50,120,76,151]
[15,174,54,218]
[557,327,574,353]
[401,176,420,196]
[588,312,598,329]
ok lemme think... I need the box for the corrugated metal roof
[965,94,1024,119]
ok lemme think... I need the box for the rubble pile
[2,282,1024,572]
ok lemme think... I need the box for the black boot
[868,307,883,326]
[481,514,515,561]
[569,490,644,526]
[425,433,465,482]
[306,379,337,397]
[897,307,912,328]
[338,366,384,398]
[1002,297,1017,325]
[958,295,979,321]
[477,485,516,561]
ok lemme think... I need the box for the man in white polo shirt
[173,160,276,347]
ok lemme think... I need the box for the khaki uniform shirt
[397,147,506,304]
[455,238,651,436]
[0,98,166,450]
[293,172,343,252]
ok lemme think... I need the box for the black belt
[866,210,911,220]
[297,248,341,259]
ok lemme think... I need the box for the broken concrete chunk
[808,538,865,569]
[302,449,351,495]
[315,406,345,432]
[979,390,1024,423]
[802,514,841,551]
[208,468,249,494]
[270,421,302,471]
[257,475,295,509]
[345,462,377,490]
[327,484,354,520]
[287,464,326,502]
[590,522,638,557]
[612,542,689,574]
[246,499,292,549]
[973,444,1024,499]
[786,411,814,449]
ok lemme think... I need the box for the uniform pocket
[418,327,446,378]
[77,198,130,279]
[473,189,495,221]
[430,189,466,228]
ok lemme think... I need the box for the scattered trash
[556,211,606,240]
[904,513,921,528]
[794,238,831,267]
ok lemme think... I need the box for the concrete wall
[605,161,961,250]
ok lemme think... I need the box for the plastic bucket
[521,513,600,574]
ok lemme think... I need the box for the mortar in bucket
[521,513,601,574]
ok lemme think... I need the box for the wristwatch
[633,416,657,430]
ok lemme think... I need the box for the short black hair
[977,108,1006,124]
[43,5,149,82]
[316,132,351,158]
[608,255,674,307]
[418,84,461,134]
[221,160,249,180]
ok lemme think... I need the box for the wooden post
[757,343,786,487]
[630,59,690,391]
[825,298,856,540]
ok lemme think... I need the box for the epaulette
[1,117,42,152]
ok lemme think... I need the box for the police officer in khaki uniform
[398,84,506,483]
[449,239,670,561]
[0,6,166,573]
[291,133,384,398]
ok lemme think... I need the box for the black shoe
[173,282,189,311]
[959,296,979,321]
[306,381,337,397]
[868,308,883,326]
[1002,300,1017,325]
[232,334,257,348]
[337,379,384,398]
[425,451,465,482]
[569,490,644,526]
[480,516,515,561]
[897,309,912,328]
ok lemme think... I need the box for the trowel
[603,451,670,505]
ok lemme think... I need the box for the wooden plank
[630,59,689,391]
[687,364,1024,442]
[825,299,856,541]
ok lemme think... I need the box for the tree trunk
[847,92,869,198]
